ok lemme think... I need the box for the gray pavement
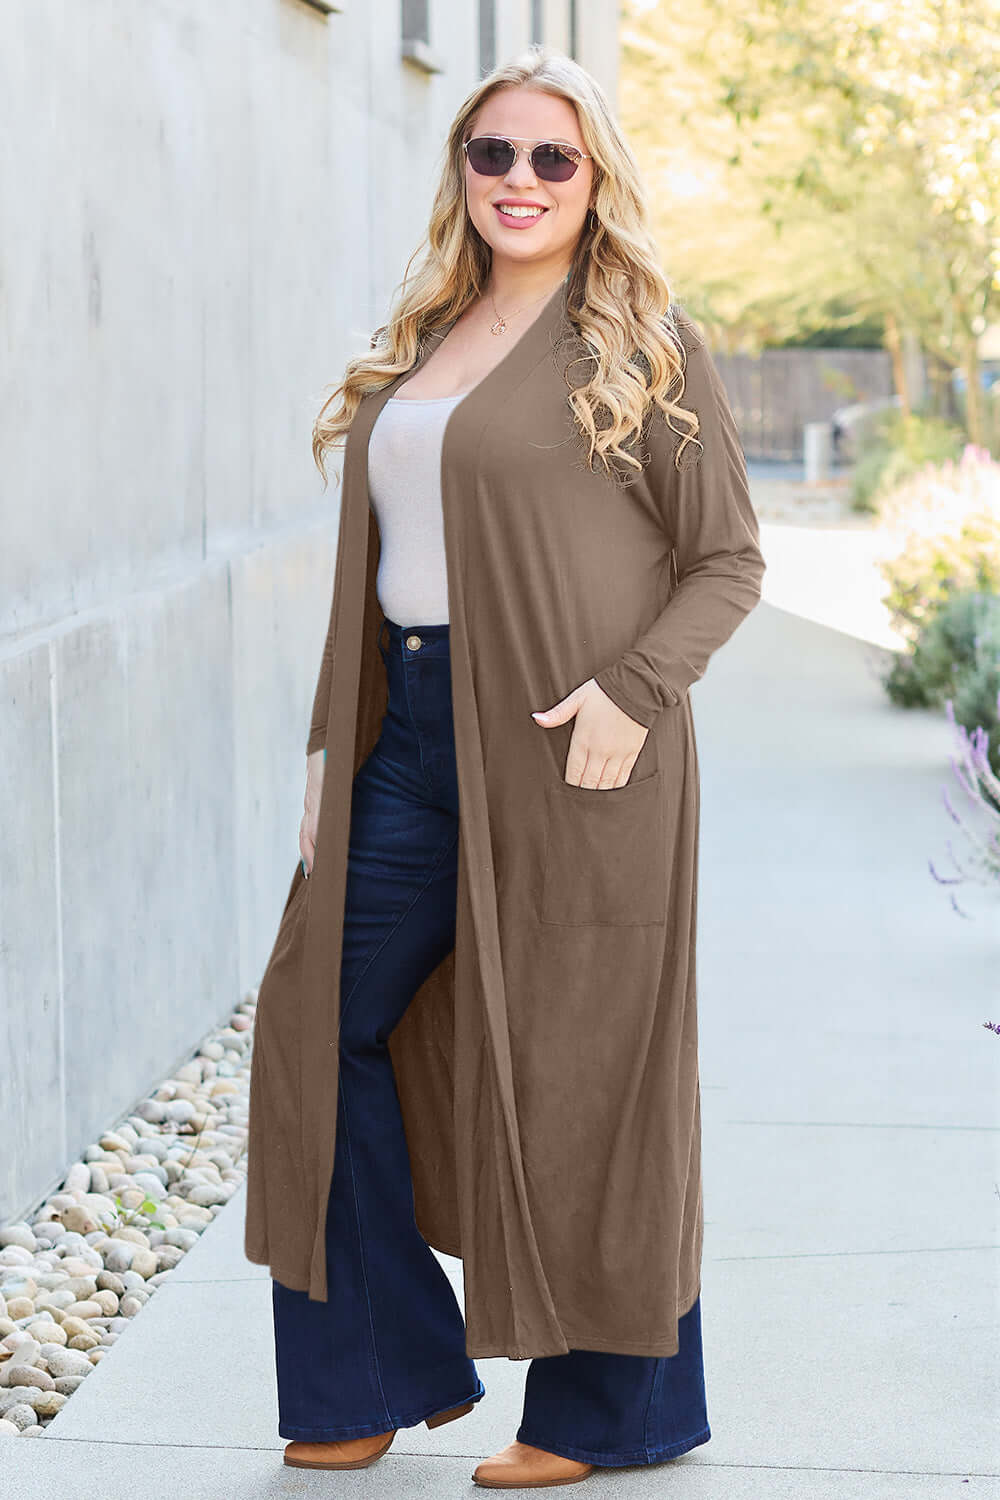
[6,547,1000,1495]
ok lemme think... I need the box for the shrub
[876,445,1000,647]
[929,691,1000,919]
[885,588,1000,714]
[852,410,966,512]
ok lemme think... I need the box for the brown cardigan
[244,278,766,1359]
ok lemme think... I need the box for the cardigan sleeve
[591,315,766,729]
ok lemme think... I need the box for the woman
[244,45,766,1489]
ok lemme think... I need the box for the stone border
[0,990,259,1436]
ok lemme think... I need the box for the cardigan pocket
[258,859,312,1003]
[540,768,667,926]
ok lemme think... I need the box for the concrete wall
[0,1,619,1225]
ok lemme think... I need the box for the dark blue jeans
[271,616,711,1467]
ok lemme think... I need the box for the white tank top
[367,391,468,626]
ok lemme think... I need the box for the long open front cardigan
[244,278,766,1359]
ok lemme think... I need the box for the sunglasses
[463,134,591,183]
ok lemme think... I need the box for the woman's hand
[532,679,649,788]
[300,749,325,875]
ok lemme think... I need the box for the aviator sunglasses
[463,133,592,183]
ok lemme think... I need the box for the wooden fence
[711,348,894,461]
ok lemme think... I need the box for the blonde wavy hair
[312,44,701,488]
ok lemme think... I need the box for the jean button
[405,634,423,651]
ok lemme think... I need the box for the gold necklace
[488,276,567,336]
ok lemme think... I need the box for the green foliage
[952,639,1000,777]
[885,589,1000,709]
[621,0,1000,438]
[852,410,966,511]
[877,446,1000,643]
[98,1192,167,1234]
[885,590,1000,776]
[876,442,1000,773]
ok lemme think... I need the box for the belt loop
[377,616,389,653]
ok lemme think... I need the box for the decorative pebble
[67,1333,100,1352]
[3,1298,34,1321]
[59,1316,94,1341]
[62,1163,92,1194]
[0,993,258,1434]
[23,1321,65,1347]
[32,1392,67,1418]
[62,1300,103,1321]
[42,1347,92,1379]
[127,1250,157,1280]
[53,1376,86,1395]
[59,1206,101,1236]
[7,1366,55,1391]
[2,1404,39,1432]
[0,1250,33,1272]
[0,1226,37,1254]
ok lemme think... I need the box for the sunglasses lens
[531,144,580,182]
[466,137,516,175]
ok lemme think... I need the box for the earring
[588,207,599,232]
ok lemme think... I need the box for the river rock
[162,1227,199,1252]
[62,1163,92,1194]
[88,1165,110,1195]
[101,1246,132,1279]
[0,1251,34,1274]
[67,1333,100,1351]
[186,1183,232,1208]
[33,1269,73,1293]
[33,1391,67,1418]
[53,1375,86,1395]
[43,1347,92,1379]
[59,1316,95,1341]
[62,1277,98,1301]
[99,1132,133,1154]
[130,1174,167,1202]
[125,1249,156,1280]
[59,1206,102,1236]
[134,1100,168,1124]
[163,1099,195,1125]
[7,1365,55,1391]
[63,1300,102,1321]
[137,1136,170,1161]
[1,1403,39,1431]
[111,1227,149,1248]
[0,1226,37,1254]
[24,1321,64,1347]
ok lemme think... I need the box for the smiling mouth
[494,204,548,221]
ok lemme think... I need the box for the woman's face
[463,85,595,274]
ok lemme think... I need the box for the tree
[622,0,1000,441]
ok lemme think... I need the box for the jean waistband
[379,616,451,661]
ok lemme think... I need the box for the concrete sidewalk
[7,521,1000,1496]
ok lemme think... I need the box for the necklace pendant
[490,315,508,336]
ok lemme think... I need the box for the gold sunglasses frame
[462,134,592,178]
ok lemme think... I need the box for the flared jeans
[270,616,712,1468]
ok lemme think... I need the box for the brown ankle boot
[283,1398,476,1469]
[283,1429,396,1469]
[473,1439,594,1488]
